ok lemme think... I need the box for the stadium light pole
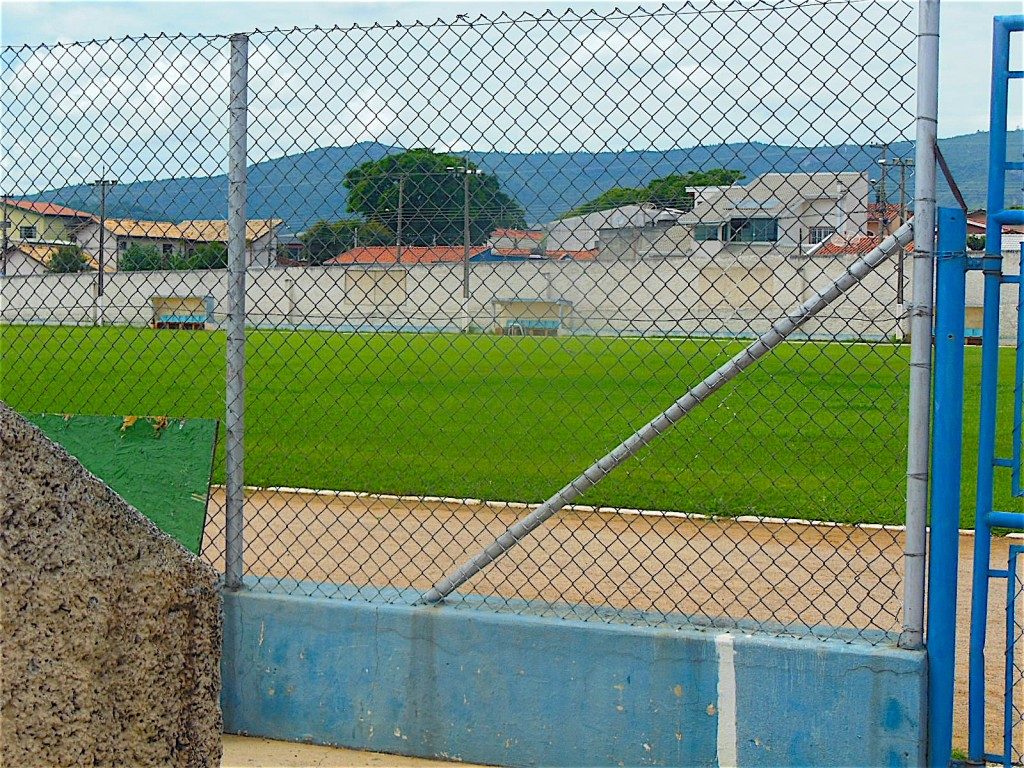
[91,172,118,325]
[396,174,405,264]
[447,162,483,309]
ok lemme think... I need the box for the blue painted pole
[967,16,1018,761]
[927,207,968,768]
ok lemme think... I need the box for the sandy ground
[222,735,475,767]
[204,488,1022,755]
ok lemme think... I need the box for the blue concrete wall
[222,582,926,767]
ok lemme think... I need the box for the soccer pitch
[0,324,1011,526]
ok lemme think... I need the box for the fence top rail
[0,0,911,54]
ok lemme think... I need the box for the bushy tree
[46,245,90,273]
[119,243,163,271]
[300,219,393,265]
[967,234,986,252]
[176,242,228,270]
[646,169,745,209]
[562,187,650,218]
[563,168,745,218]
[344,149,527,246]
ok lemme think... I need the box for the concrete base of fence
[221,581,926,768]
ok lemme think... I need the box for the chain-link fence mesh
[1,0,918,643]
[1010,546,1024,765]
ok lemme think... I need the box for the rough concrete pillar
[0,403,222,768]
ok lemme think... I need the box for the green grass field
[1,324,1017,526]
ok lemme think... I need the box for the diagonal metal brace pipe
[419,221,916,605]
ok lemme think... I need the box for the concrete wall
[221,582,926,768]
[1,253,916,341]
[0,403,223,768]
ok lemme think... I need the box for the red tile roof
[814,234,913,257]
[866,202,903,221]
[325,245,490,265]
[491,228,543,240]
[2,198,95,219]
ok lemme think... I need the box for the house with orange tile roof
[2,198,95,246]
[74,217,283,269]
[324,245,492,265]
[1,241,107,277]
[489,228,544,251]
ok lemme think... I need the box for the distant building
[489,228,544,252]
[543,204,686,253]
[325,245,493,265]
[74,218,282,269]
[965,209,1024,253]
[2,241,105,276]
[676,171,870,255]
[2,199,99,276]
[1,198,95,245]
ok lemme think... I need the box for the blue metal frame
[1002,545,1024,768]
[928,207,969,768]
[967,15,1024,766]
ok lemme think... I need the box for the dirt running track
[204,488,1020,754]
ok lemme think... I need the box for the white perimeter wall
[3,251,1012,342]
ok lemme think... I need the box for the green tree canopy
[562,187,650,218]
[186,242,228,270]
[300,219,393,265]
[563,168,746,218]
[46,245,90,273]
[344,149,527,246]
[119,243,163,271]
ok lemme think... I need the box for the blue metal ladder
[968,14,1024,768]
[927,14,1024,768]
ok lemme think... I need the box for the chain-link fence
[1,0,920,644]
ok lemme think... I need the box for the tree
[646,169,746,209]
[300,219,393,265]
[562,168,745,218]
[46,245,90,273]
[562,187,650,218]
[119,243,163,271]
[344,149,527,246]
[184,242,228,270]
[967,234,986,252]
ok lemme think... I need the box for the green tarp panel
[25,413,218,555]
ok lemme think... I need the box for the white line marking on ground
[216,484,1018,538]
[715,633,738,768]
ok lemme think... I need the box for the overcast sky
[2,0,1021,137]
[0,0,1020,195]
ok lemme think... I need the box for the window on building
[809,226,836,244]
[117,236,129,252]
[162,243,174,256]
[694,224,720,241]
[19,225,37,239]
[727,218,778,243]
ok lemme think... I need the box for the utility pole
[887,156,915,305]
[871,142,889,208]
[91,172,118,325]
[396,174,405,264]
[447,162,483,302]
[888,157,915,226]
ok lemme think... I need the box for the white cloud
[0,0,1014,196]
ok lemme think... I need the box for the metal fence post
[225,33,249,591]
[902,0,940,650]
[926,206,968,768]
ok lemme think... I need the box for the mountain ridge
[31,130,1017,232]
